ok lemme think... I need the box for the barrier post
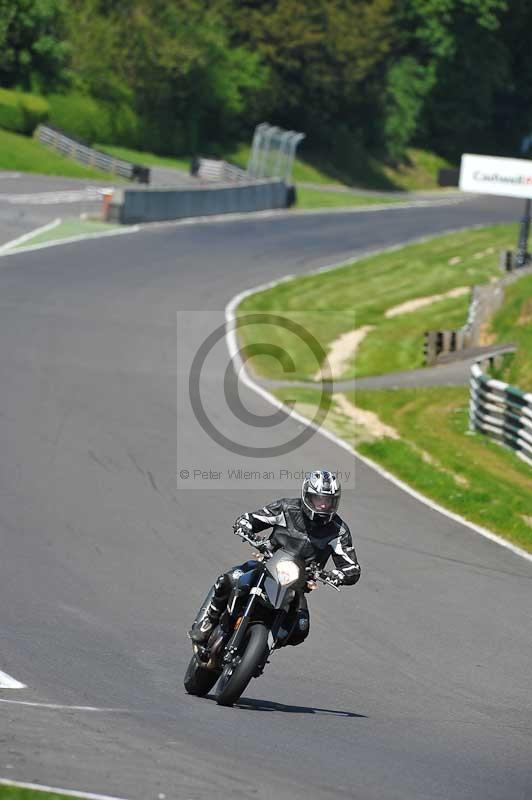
[515,198,531,268]
[101,190,114,221]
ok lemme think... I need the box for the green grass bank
[0,785,80,800]
[274,386,532,552]
[236,224,532,551]
[237,225,518,382]
[0,129,113,180]
[490,273,532,388]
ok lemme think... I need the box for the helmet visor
[308,493,338,514]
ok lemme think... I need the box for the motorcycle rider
[188,470,361,649]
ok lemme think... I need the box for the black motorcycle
[184,528,340,706]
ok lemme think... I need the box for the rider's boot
[188,580,227,645]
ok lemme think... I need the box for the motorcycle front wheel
[216,623,269,707]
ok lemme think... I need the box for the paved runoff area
[0,173,113,247]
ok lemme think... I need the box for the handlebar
[233,530,340,591]
[233,528,272,555]
[305,564,341,592]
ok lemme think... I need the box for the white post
[258,125,279,178]
[275,130,292,178]
[285,132,305,182]
[247,123,268,178]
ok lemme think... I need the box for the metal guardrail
[424,264,532,365]
[423,283,503,364]
[470,362,532,466]
[192,158,248,182]
[499,249,531,272]
[36,125,150,183]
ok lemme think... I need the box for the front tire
[216,623,269,707]
[184,653,219,697]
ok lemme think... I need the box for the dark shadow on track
[234,697,367,718]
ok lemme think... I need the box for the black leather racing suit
[195,497,361,648]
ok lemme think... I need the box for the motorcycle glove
[325,569,345,586]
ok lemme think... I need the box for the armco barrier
[193,158,248,182]
[470,362,532,466]
[424,282,503,364]
[36,124,150,183]
[424,264,532,365]
[499,249,531,272]
[106,179,288,224]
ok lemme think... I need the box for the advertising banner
[460,153,532,199]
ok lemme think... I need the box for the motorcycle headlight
[275,560,300,586]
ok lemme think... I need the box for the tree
[386,0,509,160]
[228,0,394,144]
[65,0,268,151]
[0,0,71,92]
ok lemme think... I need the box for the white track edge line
[224,230,532,565]
[0,698,127,711]
[0,778,127,800]
[0,218,61,252]
[0,669,26,689]
[0,225,140,257]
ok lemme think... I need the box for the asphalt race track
[1,197,531,800]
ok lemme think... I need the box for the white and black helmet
[302,470,341,522]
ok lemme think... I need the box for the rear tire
[216,623,269,707]
[184,653,219,697]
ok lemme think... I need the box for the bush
[46,92,142,148]
[108,103,141,149]
[0,88,49,134]
[47,92,113,144]
[382,58,434,163]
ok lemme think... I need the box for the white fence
[36,125,150,182]
[194,158,248,182]
[469,362,532,466]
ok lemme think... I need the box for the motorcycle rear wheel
[184,653,219,697]
[216,623,269,707]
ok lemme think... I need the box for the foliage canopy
[1,0,530,163]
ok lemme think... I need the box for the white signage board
[460,153,532,199]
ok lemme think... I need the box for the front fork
[223,573,267,664]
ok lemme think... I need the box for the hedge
[46,92,140,147]
[0,88,50,134]
[46,92,113,144]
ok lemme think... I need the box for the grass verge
[294,187,400,209]
[0,785,81,800]
[97,143,190,173]
[237,224,516,381]
[0,129,114,180]
[380,148,455,192]
[6,218,123,251]
[274,386,532,552]
[296,146,455,191]
[489,272,532,389]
